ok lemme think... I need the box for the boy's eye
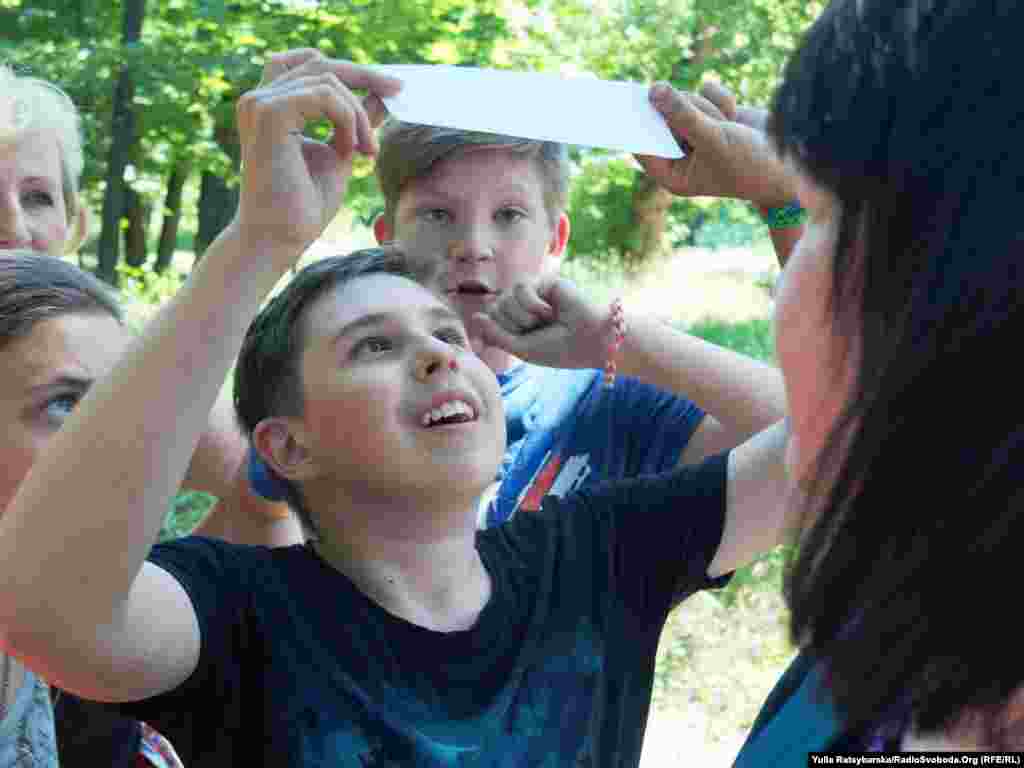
[352,336,393,359]
[495,207,526,225]
[23,190,55,208]
[436,326,469,347]
[43,392,80,425]
[421,208,452,225]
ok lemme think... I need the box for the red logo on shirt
[518,453,564,512]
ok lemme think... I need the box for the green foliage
[5,0,819,275]
[684,316,775,363]
[117,263,186,307]
[565,154,639,264]
[715,545,792,608]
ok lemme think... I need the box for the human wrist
[756,199,807,230]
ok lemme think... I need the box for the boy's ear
[373,214,393,245]
[252,417,318,484]
[547,212,570,260]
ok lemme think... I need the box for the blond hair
[375,120,570,230]
[0,65,86,252]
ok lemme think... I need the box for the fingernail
[650,82,671,106]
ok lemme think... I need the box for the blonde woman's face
[0,130,69,255]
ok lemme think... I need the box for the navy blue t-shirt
[117,455,730,767]
[482,363,705,527]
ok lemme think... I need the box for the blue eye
[43,393,79,424]
[353,336,393,359]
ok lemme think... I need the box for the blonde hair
[0,65,86,252]
[376,120,570,230]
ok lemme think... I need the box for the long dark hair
[771,0,1024,742]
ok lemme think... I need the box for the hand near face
[233,49,401,262]
[637,80,797,209]
[469,275,610,371]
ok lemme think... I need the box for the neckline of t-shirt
[301,538,510,650]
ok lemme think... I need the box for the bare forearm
[0,225,285,641]
[618,313,785,441]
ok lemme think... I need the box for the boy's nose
[447,232,494,263]
[414,339,458,381]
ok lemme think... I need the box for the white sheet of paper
[374,65,684,159]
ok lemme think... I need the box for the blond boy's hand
[470,275,611,371]
[233,49,401,263]
[636,81,797,210]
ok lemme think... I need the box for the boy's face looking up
[375,148,570,373]
[260,273,505,532]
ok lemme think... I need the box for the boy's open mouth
[421,399,478,427]
[452,279,495,296]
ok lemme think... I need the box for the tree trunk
[195,171,237,263]
[123,186,149,268]
[626,174,674,270]
[194,111,240,263]
[620,22,719,269]
[155,160,189,274]
[95,0,147,285]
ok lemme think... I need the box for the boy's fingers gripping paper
[374,65,684,159]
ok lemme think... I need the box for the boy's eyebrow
[26,375,92,396]
[333,306,463,343]
[412,179,534,202]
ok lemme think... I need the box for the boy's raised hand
[233,50,401,263]
[470,276,611,371]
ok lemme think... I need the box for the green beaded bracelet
[760,200,808,230]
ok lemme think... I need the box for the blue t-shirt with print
[482,363,705,528]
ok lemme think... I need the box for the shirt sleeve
[611,376,706,475]
[112,536,252,730]
[543,452,730,620]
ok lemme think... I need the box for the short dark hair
[233,246,425,534]
[0,251,122,351]
[771,0,1024,742]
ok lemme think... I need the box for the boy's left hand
[470,276,611,370]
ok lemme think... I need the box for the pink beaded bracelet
[603,298,626,388]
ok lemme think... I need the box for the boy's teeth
[421,399,475,426]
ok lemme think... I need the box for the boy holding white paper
[0,50,796,767]
[368,83,789,527]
